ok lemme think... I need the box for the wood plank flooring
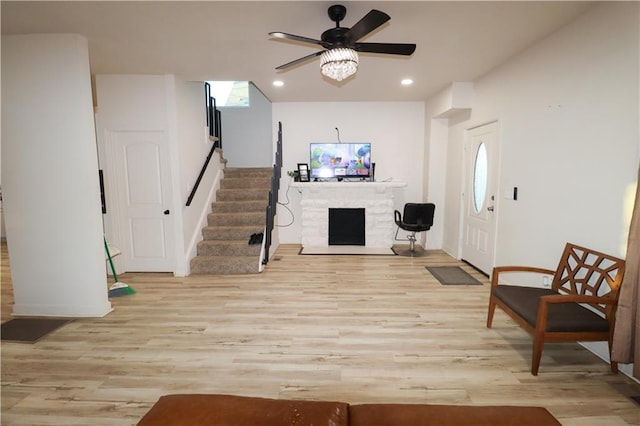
[1,243,639,425]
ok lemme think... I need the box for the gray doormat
[1,318,73,343]
[426,266,483,285]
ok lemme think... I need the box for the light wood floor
[1,243,639,425]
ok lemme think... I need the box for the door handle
[164,209,170,215]
[487,206,494,212]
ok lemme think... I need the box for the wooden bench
[486,242,625,375]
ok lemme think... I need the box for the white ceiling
[1,1,595,102]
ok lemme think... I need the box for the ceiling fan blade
[275,50,324,70]
[269,32,324,46]
[355,42,416,56]
[345,9,390,43]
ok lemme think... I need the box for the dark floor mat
[1,318,73,343]
[426,266,483,285]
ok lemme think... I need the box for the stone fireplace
[291,181,406,249]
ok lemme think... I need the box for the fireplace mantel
[291,181,407,190]
[291,180,407,249]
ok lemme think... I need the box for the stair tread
[225,167,272,173]
[212,201,266,213]
[190,255,261,275]
[216,190,269,201]
[218,188,269,193]
[208,211,263,216]
[207,212,266,221]
[199,239,254,244]
[217,189,269,194]
[214,201,266,206]
[192,255,258,261]
[222,176,271,180]
[203,225,263,230]
[197,241,259,247]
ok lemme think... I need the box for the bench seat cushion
[492,285,609,332]
[136,394,349,426]
[349,403,561,426]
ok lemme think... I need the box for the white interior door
[109,130,175,272]
[461,122,499,275]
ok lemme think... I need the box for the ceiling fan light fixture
[320,48,359,81]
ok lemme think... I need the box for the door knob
[487,206,494,212]
[164,209,170,215]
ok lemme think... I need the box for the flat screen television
[309,142,371,180]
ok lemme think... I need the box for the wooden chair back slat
[552,243,625,316]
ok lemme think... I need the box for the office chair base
[392,244,429,257]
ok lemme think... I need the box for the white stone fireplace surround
[291,181,406,249]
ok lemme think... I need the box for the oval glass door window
[473,142,488,213]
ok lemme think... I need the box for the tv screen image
[310,142,371,179]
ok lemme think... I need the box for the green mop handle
[104,237,119,283]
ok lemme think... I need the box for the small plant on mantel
[287,170,300,182]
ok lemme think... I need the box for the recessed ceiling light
[401,78,414,86]
[273,80,284,87]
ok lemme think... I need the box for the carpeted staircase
[190,167,272,274]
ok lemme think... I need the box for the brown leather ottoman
[349,403,562,426]
[137,394,562,426]
[136,394,349,426]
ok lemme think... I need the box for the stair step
[217,188,269,202]
[220,177,271,189]
[224,167,273,179]
[207,211,264,227]
[197,240,261,256]
[202,226,264,241]
[212,200,266,213]
[190,255,260,274]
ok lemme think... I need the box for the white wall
[425,2,639,374]
[95,75,224,276]
[0,203,5,242]
[1,34,111,317]
[431,1,639,267]
[272,102,425,244]
[95,75,179,273]
[175,79,225,274]
[422,82,474,252]
[220,83,273,168]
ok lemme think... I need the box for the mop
[104,237,136,297]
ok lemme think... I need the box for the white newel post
[291,181,407,248]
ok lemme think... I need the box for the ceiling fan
[269,4,416,81]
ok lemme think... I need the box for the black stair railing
[186,83,222,207]
[205,82,222,145]
[263,121,283,264]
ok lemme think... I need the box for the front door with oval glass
[461,122,498,275]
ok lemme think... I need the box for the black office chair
[394,203,435,256]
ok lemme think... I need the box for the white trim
[103,130,126,274]
[164,75,186,276]
[184,168,223,276]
